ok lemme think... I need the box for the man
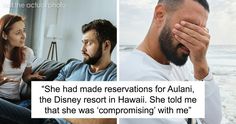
[52,19,117,123]
[55,19,117,81]
[120,0,221,124]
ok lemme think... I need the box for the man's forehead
[82,37,96,41]
[82,33,99,44]
[174,1,208,27]
[82,30,96,38]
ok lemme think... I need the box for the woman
[0,14,44,103]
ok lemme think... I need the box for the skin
[0,76,19,85]
[4,21,26,48]
[0,21,45,85]
[65,118,116,124]
[137,0,210,80]
[81,30,112,73]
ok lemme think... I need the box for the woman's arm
[0,75,20,85]
[22,67,45,82]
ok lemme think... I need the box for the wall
[37,0,117,63]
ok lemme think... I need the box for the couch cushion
[32,58,65,81]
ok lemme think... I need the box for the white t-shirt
[120,50,222,124]
[0,47,34,100]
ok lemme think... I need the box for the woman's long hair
[0,14,26,73]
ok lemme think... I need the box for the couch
[20,58,66,99]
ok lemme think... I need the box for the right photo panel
[119,0,236,124]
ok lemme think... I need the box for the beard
[159,24,189,66]
[83,44,102,65]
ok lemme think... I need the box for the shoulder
[120,50,145,66]
[24,46,33,54]
[103,62,117,81]
[23,46,34,56]
[107,62,117,75]
[23,46,34,62]
[120,50,173,81]
[68,59,83,66]
[109,62,117,70]
[120,50,156,72]
[120,50,153,80]
[64,59,85,70]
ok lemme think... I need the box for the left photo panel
[0,0,117,124]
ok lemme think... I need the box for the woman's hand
[0,75,20,85]
[23,67,46,82]
[30,72,46,80]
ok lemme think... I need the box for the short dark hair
[82,19,117,53]
[158,0,209,12]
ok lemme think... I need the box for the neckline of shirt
[87,62,114,75]
[133,49,173,70]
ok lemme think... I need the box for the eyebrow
[82,39,94,43]
[83,38,94,41]
[82,39,89,42]
[14,27,26,32]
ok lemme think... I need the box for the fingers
[180,21,209,36]
[7,79,20,83]
[174,34,194,50]
[173,21,210,49]
[0,77,20,85]
[38,76,46,80]
[173,28,198,46]
[174,24,201,43]
[34,71,45,76]
[174,21,210,45]
[0,77,7,85]
[3,77,7,80]
[38,70,46,75]
[204,27,209,33]
[31,73,46,80]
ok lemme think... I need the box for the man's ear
[103,40,111,52]
[154,4,167,24]
[2,31,7,40]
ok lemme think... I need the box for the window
[0,0,11,17]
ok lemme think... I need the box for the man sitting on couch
[55,19,117,81]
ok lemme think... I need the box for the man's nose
[81,44,86,52]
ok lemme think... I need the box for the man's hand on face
[172,21,210,80]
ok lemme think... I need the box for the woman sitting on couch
[0,14,45,104]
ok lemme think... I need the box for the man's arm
[108,68,117,81]
[173,21,222,124]
[204,73,222,124]
[54,62,73,81]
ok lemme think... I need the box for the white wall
[40,0,117,63]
